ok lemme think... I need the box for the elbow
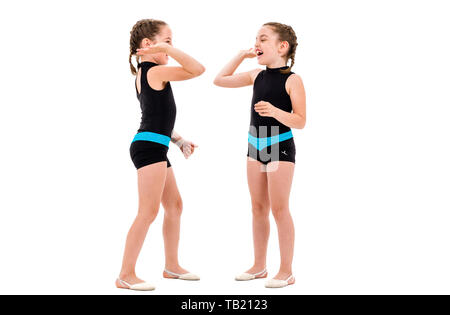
[299,118,306,129]
[213,77,222,86]
[194,64,206,77]
[295,114,306,129]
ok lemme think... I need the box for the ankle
[277,270,293,276]
[119,271,137,279]
[164,264,181,271]
[253,264,267,271]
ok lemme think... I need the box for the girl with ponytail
[214,22,306,289]
[117,19,205,291]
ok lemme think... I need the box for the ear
[279,40,290,53]
[140,38,153,48]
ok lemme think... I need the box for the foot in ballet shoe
[115,278,155,291]
[163,268,200,281]
[265,274,295,288]
[235,268,268,281]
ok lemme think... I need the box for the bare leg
[244,157,270,275]
[116,161,167,287]
[160,166,190,277]
[266,161,295,283]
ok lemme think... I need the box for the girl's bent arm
[273,74,306,129]
[214,51,260,88]
[150,45,205,82]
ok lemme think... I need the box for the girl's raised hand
[241,48,257,59]
[136,42,171,56]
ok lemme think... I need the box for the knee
[165,198,183,218]
[137,203,160,225]
[251,201,270,218]
[271,204,289,220]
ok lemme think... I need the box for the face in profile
[142,24,173,65]
[254,26,289,66]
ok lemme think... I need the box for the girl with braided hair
[116,19,205,291]
[214,22,306,288]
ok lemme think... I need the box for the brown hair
[129,19,167,75]
[263,22,298,74]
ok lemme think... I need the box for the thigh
[161,166,182,210]
[266,161,295,210]
[247,157,270,209]
[137,161,168,210]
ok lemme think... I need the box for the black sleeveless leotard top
[135,61,177,137]
[249,65,294,138]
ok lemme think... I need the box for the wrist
[273,107,281,119]
[171,135,181,143]
[165,44,174,54]
[174,137,184,147]
[238,51,247,59]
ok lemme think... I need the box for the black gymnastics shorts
[130,140,171,169]
[247,137,296,165]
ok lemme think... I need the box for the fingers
[179,141,198,159]
[183,144,192,159]
[254,105,267,110]
[254,105,270,116]
[254,101,271,116]
[136,47,153,56]
[254,106,268,112]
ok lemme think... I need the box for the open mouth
[256,49,264,56]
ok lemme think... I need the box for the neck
[139,56,157,63]
[267,61,287,68]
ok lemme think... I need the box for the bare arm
[273,74,306,129]
[137,43,205,82]
[213,49,261,88]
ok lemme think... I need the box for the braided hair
[129,19,167,75]
[263,22,298,74]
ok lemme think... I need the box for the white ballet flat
[117,278,155,291]
[235,269,267,281]
[164,269,200,281]
[265,275,295,288]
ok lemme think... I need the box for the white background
[0,0,449,295]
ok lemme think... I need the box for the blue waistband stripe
[132,131,171,147]
[248,130,293,151]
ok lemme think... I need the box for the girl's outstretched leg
[161,166,199,280]
[161,166,187,276]
[266,161,295,285]
[117,161,167,288]
[243,157,271,276]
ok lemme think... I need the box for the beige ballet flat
[163,269,200,280]
[116,278,155,291]
[265,274,295,288]
[235,269,268,281]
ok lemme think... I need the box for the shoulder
[146,64,169,90]
[249,68,264,83]
[285,73,304,95]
